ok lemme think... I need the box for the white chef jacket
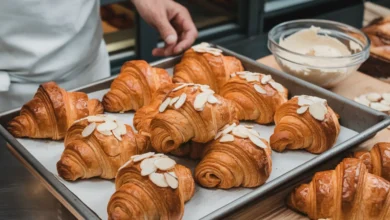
[0,0,110,112]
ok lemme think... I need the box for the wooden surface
[230,55,390,220]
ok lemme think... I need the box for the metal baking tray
[0,45,389,220]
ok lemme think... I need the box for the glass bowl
[268,19,370,88]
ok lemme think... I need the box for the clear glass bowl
[268,19,370,88]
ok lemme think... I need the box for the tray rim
[0,45,389,220]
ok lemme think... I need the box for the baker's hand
[132,0,198,56]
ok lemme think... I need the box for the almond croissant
[220,72,288,124]
[107,153,195,220]
[352,142,390,181]
[195,123,272,189]
[287,158,390,219]
[102,60,172,112]
[173,43,244,93]
[149,83,238,153]
[57,115,151,180]
[8,81,103,140]
[270,95,340,154]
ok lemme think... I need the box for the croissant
[270,95,340,154]
[220,72,288,124]
[173,43,244,93]
[133,84,176,133]
[107,153,195,220]
[57,115,151,180]
[352,142,390,181]
[148,83,238,153]
[287,158,390,219]
[195,123,272,189]
[8,81,103,140]
[102,60,172,112]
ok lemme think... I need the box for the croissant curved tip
[56,157,82,181]
[109,207,131,220]
[270,131,294,152]
[7,115,28,137]
[286,184,309,216]
[102,93,125,113]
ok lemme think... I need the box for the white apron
[0,0,110,112]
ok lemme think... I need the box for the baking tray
[1,45,389,220]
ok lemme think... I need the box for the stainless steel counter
[0,137,75,220]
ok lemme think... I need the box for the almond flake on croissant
[103,60,172,112]
[270,95,340,154]
[195,123,272,189]
[148,83,238,153]
[220,72,288,124]
[107,153,195,220]
[57,115,151,180]
[8,81,103,140]
[287,158,390,219]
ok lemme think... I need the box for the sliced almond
[247,129,261,138]
[159,97,171,113]
[153,153,167,158]
[194,92,209,111]
[298,96,314,106]
[112,128,123,141]
[354,95,370,106]
[168,171,178,179]
[232,126,248,138]
[220,134,235,142]
[172,84,188,92]
[133,152,155,162]
[214,131,223,140]
[269,81,285,92]
[164,173,179,189]
[366,93,382,102]
[380,99,390,106]
[248,134,268,149]
[261,75,272,84]
[309,102,327,121]
[116,121,127,135]
[222,123,237,134]
[82,122,96,137]
[169,96,180,106]
[239,74,247,79]
[154,158,176,171]
[236,71,249,75]
[254,84,266,94]
[87,116,105,123]
[297,106,309,114]
[174,93,187,109]
[105,114,117,121]
[149,173,169,187]
[370,102,390,112]
[383,93,390,102]
[246,74,260,82]
[207,95,219,104]
[97,121,117,132]
[200,85,210,91]
[230,73,237,78]
[244,125,254,129]
[98,130,112,136]
[140,158,158,176]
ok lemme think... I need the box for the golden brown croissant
[102,60,172,112]
[107,152,195,220]
[148,83,238,153]
[352,142,390,181]
[220,72,288,124]
[270,95,340,154]
[8,81,103,140]
[287,158,390,220]
[173,43,244,93]
[195,123,272,189]
[57,115,151,180]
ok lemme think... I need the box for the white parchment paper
[17,89,358,220]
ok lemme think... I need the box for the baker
[0,0,197,112]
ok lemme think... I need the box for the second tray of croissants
[8,42,389,220]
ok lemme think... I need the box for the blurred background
[1,0,390,219]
